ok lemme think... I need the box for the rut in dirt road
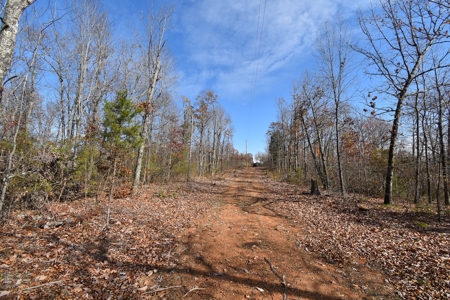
[169,168,391,300]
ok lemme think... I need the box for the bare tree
[0,1,58,212]
[84,7,113,132]
[431,54,450,206]
[272,98,290,175]
[0,0,36,102]
[194,90,218,177]
[181,96,194,182]
[133,6,172,192]
[69,0,111,154]
[315,19,355,197]
[355,0,450,204]
[208,105,231,175]
[213,108,231,175]
[292,73,331,190]
[42,24,73,144]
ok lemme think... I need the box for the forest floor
[1,167,449,299]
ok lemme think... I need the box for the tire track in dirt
[168,168,390,299]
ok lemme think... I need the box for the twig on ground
[22,281,63,292]
[265,257,287,300]
[282,274,287,300]
[182,286,205,298]
[100,205,110,232]
[264,257,282,279]
[142,285,183,295]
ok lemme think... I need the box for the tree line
[265,0,450,216]
[0,0,249,214]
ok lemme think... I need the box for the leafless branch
[142,285,183,295]
[264,257,287,300]
[22,281,63,292]
[182,286,205,298]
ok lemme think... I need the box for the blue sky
[101,0,369,156]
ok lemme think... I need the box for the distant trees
[267,72,391,196]
[192,90,235,176]
[266,0,450,211]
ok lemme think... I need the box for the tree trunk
[436,83,449,205]
[384,63,421,204]
[299,112,327,189]
[447,108,450,190]
[384,94,405,205]
[24,37,41,130]
[0,0,36,102]
[310,103,329,190]
[134,58,161,192]
[105,156,117,228]
[0,74,27,211]
[335,108,345,196]
[356,0,443,205]
[211,117,218,175]
[133,10,169,193]
[310,179,321,195]
[423,116,432,204]
[167,147,172,182]
[187,113,194,182]
[413,93,420,204]
[198,125,205,176]
[437,163,442,222]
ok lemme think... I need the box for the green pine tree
[103,90,142,151]
[101,90,142,227]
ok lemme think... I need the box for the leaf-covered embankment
[0,181,218,299]
[264,179,450,299]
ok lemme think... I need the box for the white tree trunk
[133,58,161,192]
[133,9,171,192]
[0,0,36,101]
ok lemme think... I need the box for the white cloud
[171,0,366,103]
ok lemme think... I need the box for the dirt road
[167,168,391,299]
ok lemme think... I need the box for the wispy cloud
[171,0,367,102]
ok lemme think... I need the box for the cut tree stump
[310,179,320,195]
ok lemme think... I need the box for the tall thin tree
[315,19,354,197]
[355,0,450,204]
[133,7,172,193]
[0,0,36,102]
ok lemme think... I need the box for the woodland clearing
[1,167,449,299]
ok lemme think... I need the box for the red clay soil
[165,168,394,299]
[0,167,395,299]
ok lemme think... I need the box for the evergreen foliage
[102,91,142,151]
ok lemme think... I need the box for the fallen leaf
[35,275,47,281]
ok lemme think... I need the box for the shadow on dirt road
[163,168,392,299]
